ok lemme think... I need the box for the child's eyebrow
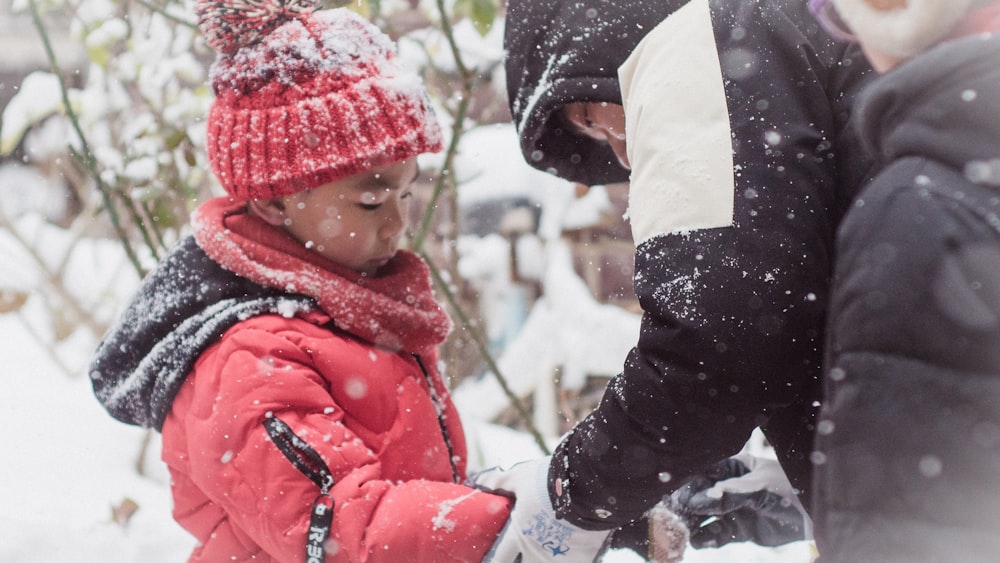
[365,167,421,191]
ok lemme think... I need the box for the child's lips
[370,255,394,269]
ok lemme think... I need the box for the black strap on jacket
[263,416,335,562]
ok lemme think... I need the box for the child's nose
[380,202,407,240]
[606,136,630,170]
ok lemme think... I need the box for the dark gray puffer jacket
[814,33,1000,562]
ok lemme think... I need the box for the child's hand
[468,457,612,562]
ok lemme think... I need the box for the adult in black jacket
[500,0,874,548]
[809,0,1000,560]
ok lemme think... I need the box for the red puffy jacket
[157,198,511,561]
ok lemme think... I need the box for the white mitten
[469,456,612,562]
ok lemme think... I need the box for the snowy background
[0,125,814,562]
[0,3,814,561]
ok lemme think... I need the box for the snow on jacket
[89,197,510,562]
[504,0,876,529]
[813,33,1000,562]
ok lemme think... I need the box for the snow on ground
[0,311,194,562]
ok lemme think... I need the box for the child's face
[276,159,419,276]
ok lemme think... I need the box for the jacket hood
[89,236,315,430]
[855,33,1000,173]
[503,0,686,186]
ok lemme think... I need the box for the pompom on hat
[832,0,997,58]
[195,0,443,200]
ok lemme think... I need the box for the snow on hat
[196,0,442,200]
[832,0,997,58]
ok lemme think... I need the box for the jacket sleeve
[167,317,510,562]
[550,224,831,528]
[549,0,874,529]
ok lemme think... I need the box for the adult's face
[563,102,630,171]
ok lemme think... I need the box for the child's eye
[357,189,411,211]
[359,191,382,210]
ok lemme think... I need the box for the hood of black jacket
[503,0,688,186]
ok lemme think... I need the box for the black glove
[666,453,811,549]
[607,517,650,555]
[607,501,689,563]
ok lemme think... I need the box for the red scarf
[191,197,452,354]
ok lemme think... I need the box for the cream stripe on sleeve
[618,0,734,245]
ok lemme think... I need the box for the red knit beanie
[195,0,443,200]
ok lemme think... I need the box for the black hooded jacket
[505,0,875,529]
[814,33,1000,561]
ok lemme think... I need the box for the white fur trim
[832,0,977,57]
